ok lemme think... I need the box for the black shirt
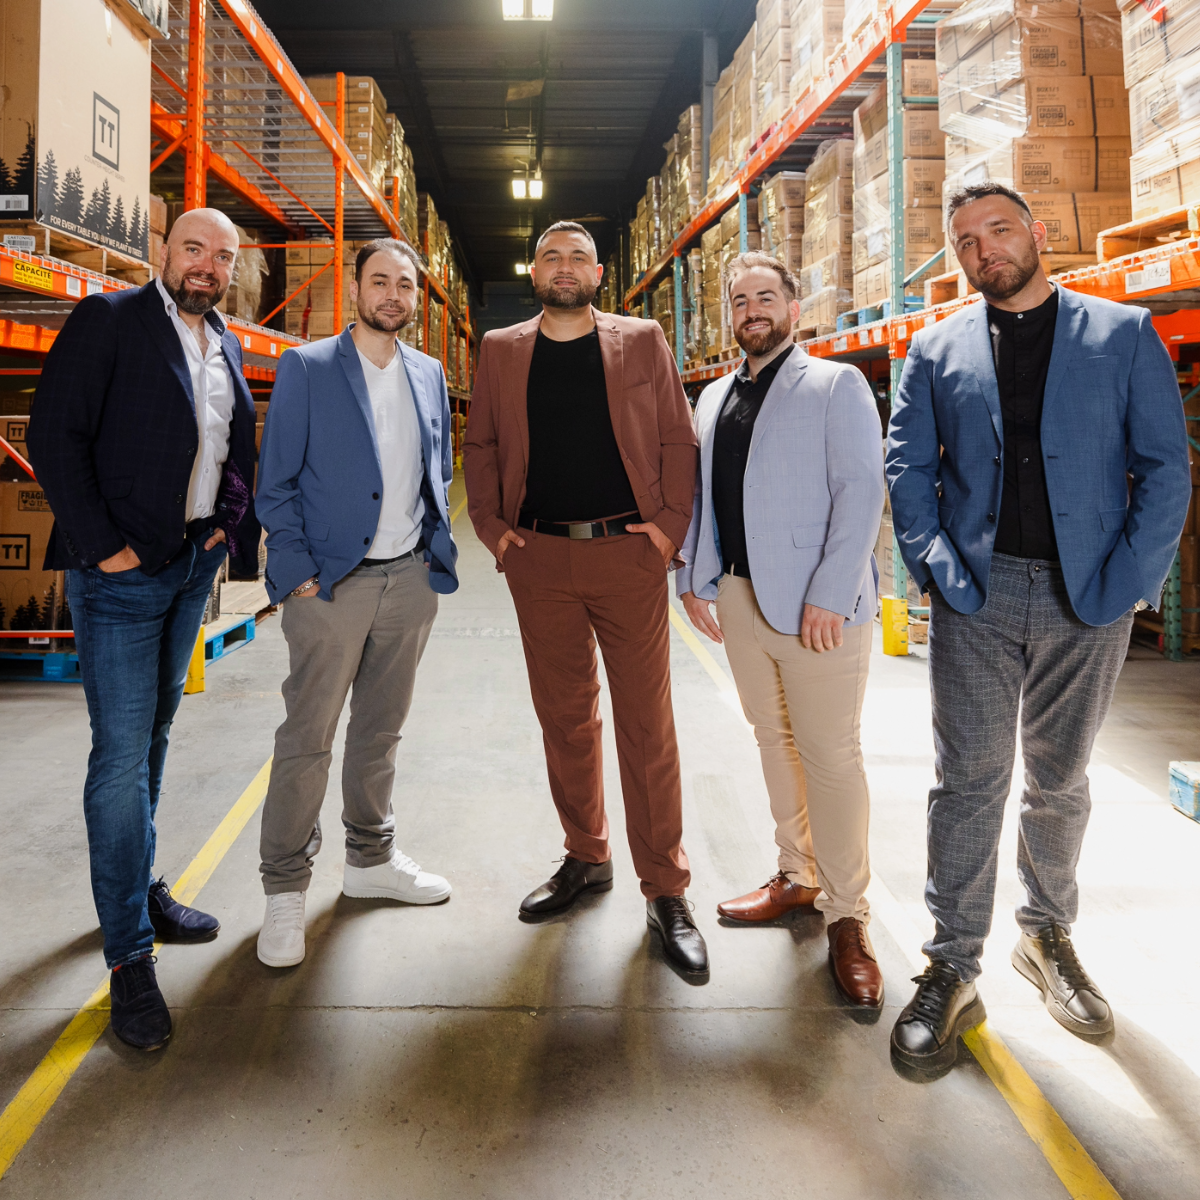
[521,327,639,523]
[712,344,796,577]
[987,289,1060,560]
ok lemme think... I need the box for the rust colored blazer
[463,308,698,560]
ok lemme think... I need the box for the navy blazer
[255,328,458,604]
[28,280,261,577]
[886,286,1192,627]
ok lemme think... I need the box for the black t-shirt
[521,327,639,523]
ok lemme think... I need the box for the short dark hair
[725,251,798,302]
[534,220,597,257]
[945,182,1033,231]
[355,238,422,283]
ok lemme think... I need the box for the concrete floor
[2,478,1199,1200]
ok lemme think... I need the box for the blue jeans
[925,554,1133,981]
[67,539,227,968]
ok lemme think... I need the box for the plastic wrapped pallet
[844,0,883,45]
[708,64,736,196]
[790,0,845,102]
[759,170,807,261]
[731,23,759,164]
[1129,114,1200,216]
[674,105,705,231]
[1121,0,1200,89]
[305,75,391,186]
[757,0,793,132]
[946,133,1131,190]
[803,140,854,279]
[799,249,853,298]
[799,284,853,330]
[701,225,723,354]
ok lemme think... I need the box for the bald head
[160,208,239,317]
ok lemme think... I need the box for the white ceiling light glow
[515,262,528,275]
[529,176,543,200]
[503,0,553,19]
[511,178,527,199]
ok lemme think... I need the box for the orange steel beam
[334,73,345,336]
[259,259,333,326]
[184,0,206,209]
[0,433,35,480]
[150,129,187,173]
[229,139,333,233]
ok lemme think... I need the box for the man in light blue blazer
[886,183,1191,1073]
[254,238,459,968]
[678,252,886,1009]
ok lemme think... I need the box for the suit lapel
[218,324,254,414]
[1043,285,1084,423]
[700,372,737,480]
[508,313,540,470]
[748,347,808,461]
[595,309,624,448]
[336,328,383,473]
[133,281,196,419]
[965,304,1003,442]
[398,341,433,470]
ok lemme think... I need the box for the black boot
[109,956,172,1051]
[148,876,220,943]
[1012,924,1113,1037]
[647,896,709,976]
[890,960,985,1073]
[519,857,614,916]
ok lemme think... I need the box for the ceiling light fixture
[515,262,528,275]
[529,171,543,200]
[511,177,527,199]
[502,0,553,18]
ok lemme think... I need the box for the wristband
[291,579,318,596]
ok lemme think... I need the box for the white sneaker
[342,851,451,905]
[257,891,306,967]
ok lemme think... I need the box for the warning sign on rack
[12,260,53,292]
[1124,260,1172,294]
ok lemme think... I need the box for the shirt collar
[155,275,227,340]
[734,341,795,386]
[986,285,1059,327]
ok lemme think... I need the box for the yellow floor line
[0,757,273,1180]
[449,494,468,525]
[667,616,1124,1200]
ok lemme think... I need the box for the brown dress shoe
[717,872,821,922]
[828,917,884,1009]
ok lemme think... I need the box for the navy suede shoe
[147,877,220,942]
[110,956,172,1051]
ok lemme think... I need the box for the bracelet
[291,579,318,596]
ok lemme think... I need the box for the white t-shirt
[357,346,425,558]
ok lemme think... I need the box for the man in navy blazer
[886,183,1192,1073]
[28,209,260,1050]
[254,238,458,970]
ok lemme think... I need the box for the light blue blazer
[256,328,459,604]
[676,349,885,634]
[885,285,1191,627]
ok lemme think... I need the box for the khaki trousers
[715,575,872,923]
[259,555,438,894]
[503,531,690,899]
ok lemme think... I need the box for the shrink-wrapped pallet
[757,0,793,131]
[790,0,845,102]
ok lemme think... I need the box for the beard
[358,302,412,334]
[161,252,227,315]
[533,275,597,311]
[965,240,1041,302]
[735,311,793,356]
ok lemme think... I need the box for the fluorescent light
[515,262,527,275]
[503,0,553,18]
[531,0,554,18]
[511,178,527,199]
[501,0,524,18]
[529,177,543,199]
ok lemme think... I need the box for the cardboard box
[854,162,947,224]
[805,139,855,192]
[799,284,853,327]
[0,0,152,261]
[904,59,939,97]
[804,176,854,225]
[853,110,945,185]
[940,73,1129,141]
[802,214,854,263]
[791,0,845,101]
[305,75,388,117]
[760,170,807,210]
[1024,191,1132,252]
[852,211,944,271]
[800,249,853,298]
[950,135,1131,191]
[854,263,889,307]
[1131,154,1200,220]
[0,480,62,631]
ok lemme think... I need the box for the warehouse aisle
[2,479,1198,1200]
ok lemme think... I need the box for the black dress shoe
[148,876,220,942]
[110,956,172,1051]
[890,960,985,1073]
[647,896,709,975]
[1012,924,1113,1037]
[519,857,614,916]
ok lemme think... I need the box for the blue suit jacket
[255,328,458,603]
[677,350,885,634]
[885,286,1192,626]
[28,281,260,577]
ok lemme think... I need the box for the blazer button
[372,493,380,500]
[986,512,996,523]
[364,537,370,545]
[993,457,1000,465]
[175,494,184,504]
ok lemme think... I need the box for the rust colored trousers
[503,530,690,899]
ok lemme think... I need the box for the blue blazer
[677,350,885,634]
[885,286,1192,627]
[28,281,260,576]
[256,328,458,603]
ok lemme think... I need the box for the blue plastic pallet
[0,649,80,681]
[205,613,256,661]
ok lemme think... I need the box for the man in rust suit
[464,221,706,975]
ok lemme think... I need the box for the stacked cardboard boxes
[708,63,737,196]
[701,224,724,354]
[757,0,793,133]
[1121,0,1200,218]
[844,0,883,45]
[305,75,391,188]
[790,0,845,103]
[669,105,705,236]
[720,203,762,350]
[759,170,807,272]
[731,24,760,170]
[217,225,270,324]
[937,0,1131,266]
[800,139,855,329]
[386,115,419,243]
[851,72,947,309]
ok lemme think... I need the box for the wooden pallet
[1097,205,1200,263]
[0,219,152,284]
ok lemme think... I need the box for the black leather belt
[725,561,752,580]
[518,512,639,540]
[184,518,218,542]
[360,539,424,567]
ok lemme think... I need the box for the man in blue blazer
[255,238,458,969]
[28,208,260,1050]
[886,183,1191,1073]
[678,252,885,1009]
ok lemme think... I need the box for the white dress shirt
[357,344,425,558]
[156,276,235,521]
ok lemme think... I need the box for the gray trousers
[925,553,1133,980]
[259,554,438,894]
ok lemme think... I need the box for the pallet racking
[620,0,1198,662]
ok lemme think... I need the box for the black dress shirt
[521,327,639,522]
[987,289,1060,560]
[712,344,795,577]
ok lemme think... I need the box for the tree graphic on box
[57,167,84,225]
[37,149,58,213]
[84,177,112,233]
[11,596,40,631]
[109,194,127,245]
[12,127,35,212]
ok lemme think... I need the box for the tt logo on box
[0,535,31,569]
[93,93,120,171]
